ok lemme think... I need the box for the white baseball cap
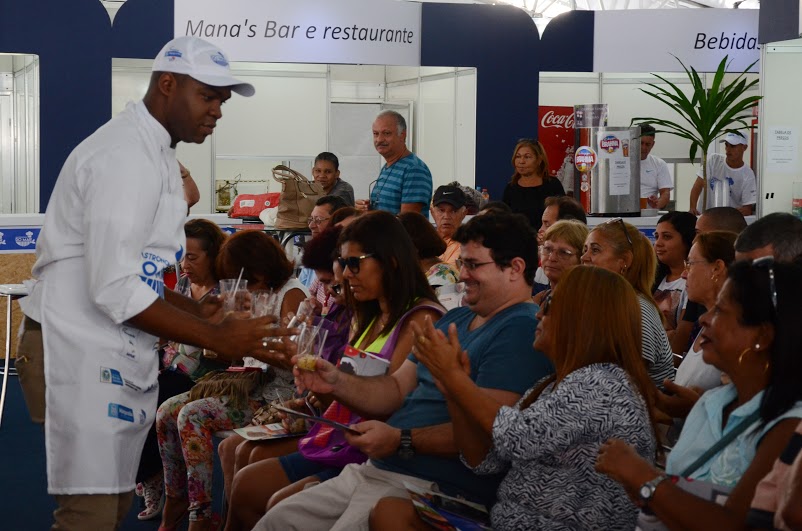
[152,36,255,97]
[720,132,748,146]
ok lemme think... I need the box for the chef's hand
[249,335,297,370]
[211,316,294,362]
[344,420,401,459]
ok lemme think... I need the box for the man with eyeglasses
[298,195,348,291]
[258,212,553,531]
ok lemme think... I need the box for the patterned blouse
[469,363,656,531]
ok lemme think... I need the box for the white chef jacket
[20,100,187,494]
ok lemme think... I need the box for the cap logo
[211,52,229,67]
[164,48,183,61]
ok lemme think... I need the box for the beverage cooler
[574,126,642,216]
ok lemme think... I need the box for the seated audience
[534,195,587,293]
[411,265,658,530]
[398,211,460,293]
[477,200,512,216]
[430,185,468,266]
[156,231,308,531]
[299,195,348,288]
[218,226,352,500]
[224,211,444,531]
[330,206,360,226]
[312,152,355,206]
[734,212,802,262]
[533,219,588,306]
[135,219,227,521]
[749,419,802,529]
[653,211,696,338]
[448,180,486,215]
[596,259,802,530]
[255,212,553,530]
[582,219,675,387]
[673,206,746,356]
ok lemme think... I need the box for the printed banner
[175,0,422,66]
[538,106,576,194]
[594,9,759,73]
[0,227,40,253]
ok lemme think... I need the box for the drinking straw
[233,267,245,294]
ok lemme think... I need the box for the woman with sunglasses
[533,220,589,306]
[596,259,802,530]
[501,139,565,231]
[223,211,444,531]
[653,211,697,340]
[581,219,675,387]
[412,266,658,530]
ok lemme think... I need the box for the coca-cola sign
[540,110,575,130]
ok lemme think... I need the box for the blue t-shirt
[373,303,554,505]
[370,153,433,218]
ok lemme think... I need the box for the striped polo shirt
[370,153,433,218]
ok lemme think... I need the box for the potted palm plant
[631,55,760,212]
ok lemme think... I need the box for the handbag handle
[272,164,307,184]
[680,409,761,477]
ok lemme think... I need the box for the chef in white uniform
[18,37,290,529]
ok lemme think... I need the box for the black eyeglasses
[752,256,778,312]
[337,254,375,274]
[603,217,633,248]
[456,258,497,271]
[330,283,343,295]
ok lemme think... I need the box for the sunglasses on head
[603,217,633,248]
[752,256,778,312]
[337,254,375,275]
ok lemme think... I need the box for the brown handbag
[272,165,324,229]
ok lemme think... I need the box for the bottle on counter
[481,188,490,201]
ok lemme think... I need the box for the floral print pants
[155,391,262,520]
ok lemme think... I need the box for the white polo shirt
[640,154,673,198]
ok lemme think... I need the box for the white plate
[0,284,29,296]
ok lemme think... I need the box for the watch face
[639,485,653,500]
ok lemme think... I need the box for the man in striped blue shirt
[356,110,433,218]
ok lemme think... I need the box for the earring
[738,347,752,365]
[754,343,761,350]
[621,265,628,274]
[711,275,718,283]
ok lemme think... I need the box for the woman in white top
[653,212,697,339]
[582,219,675,388]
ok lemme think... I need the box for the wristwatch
[639,475,668,505]
[397,429,415,459]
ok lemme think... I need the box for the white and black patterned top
[638,294,676,388]
[469,363,656,531]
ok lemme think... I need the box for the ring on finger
[262,339,269,348]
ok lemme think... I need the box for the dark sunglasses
[337,254,375,274]
[752,256,778,312]
[603,217,633,248]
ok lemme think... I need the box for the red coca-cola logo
[540,110,575,130]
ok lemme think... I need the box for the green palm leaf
[632,54,760,212]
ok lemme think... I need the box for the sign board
[594,9,759,73]
[175,0,422,66]
[538,106,575,193]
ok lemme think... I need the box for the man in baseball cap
[18,36,288,529]
[689,131,756,215]
[431,185,467,265]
